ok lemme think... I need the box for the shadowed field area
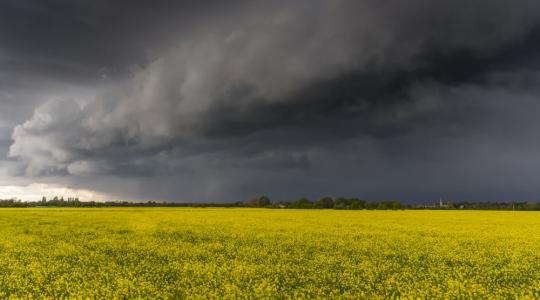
[0,208,539,298]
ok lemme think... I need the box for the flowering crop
[0,208,538,298]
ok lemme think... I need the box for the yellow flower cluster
[0,208,538,298]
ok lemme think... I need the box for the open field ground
[0,208,539,298]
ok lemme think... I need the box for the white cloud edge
[0,183,108,202]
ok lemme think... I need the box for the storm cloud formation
[4,0,540,202]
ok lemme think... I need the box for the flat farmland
[0,208,539,298]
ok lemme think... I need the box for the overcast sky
[2,0,540,202]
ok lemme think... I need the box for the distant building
[439,197,449,208]
[414,197,449,209]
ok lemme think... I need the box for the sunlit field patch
[0,208,539,298]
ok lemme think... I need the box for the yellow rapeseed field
[0,208,539,298]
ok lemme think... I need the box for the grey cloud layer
[6,0,540,201]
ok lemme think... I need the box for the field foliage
[0,208,539,298]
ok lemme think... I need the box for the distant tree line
[449,201,540,211]
[247,196,540,211]
[247,196,403,210]
[0,195,538,210]
[0,197,246,208]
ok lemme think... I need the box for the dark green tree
[292,198,312,209]
[248,195,271,207]
[317,197,334,209]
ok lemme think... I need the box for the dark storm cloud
[0,0,246,78]
[6,0,540,202]
[0,0,247,160]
